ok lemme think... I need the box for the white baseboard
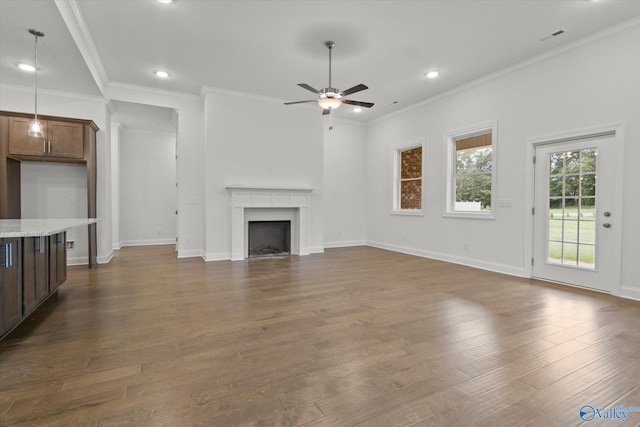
[120,238,176,247]
[177,249,203,259]
[67,255,88,266]
[97,250,114,264]
[112,243,122,250]
[324,240,366,249]
[204,252,231,262]
[619,286,640,301]
[308,246,325,254]
[366,240,526,278]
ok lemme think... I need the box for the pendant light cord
[34,32,38,122]
[28,29,44,124]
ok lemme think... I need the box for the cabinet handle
[43,140,46,153]
[39,236,45,253]
[2,243,11,268]
[8,243,11,267]
[48,140,51,153]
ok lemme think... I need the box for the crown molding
[200,85,283,104]
[369,14,640,126]
[54,0,109,96]
[108,81,201,101]
[0,83,106,103]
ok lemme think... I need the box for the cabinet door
[7,117,47,157]
[57,232,67,284]
[48,121,84,159]
[1,238,22,336]
[36,237,49,301]
[49,233,67,292]
[22,237,48,315]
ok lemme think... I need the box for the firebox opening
[248,220,291,258]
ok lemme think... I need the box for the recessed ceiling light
[353,107,362,113]
[154,70,170,78]
[18,63,35,72]
[426,70,439,79]
[158,0,173,3]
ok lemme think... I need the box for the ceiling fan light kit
[284,41,374,115]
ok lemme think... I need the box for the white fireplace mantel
[226,186,312,260]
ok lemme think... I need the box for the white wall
[365,26,640,298]
[110,122,121,249]
[119,128,176,246]
[203,90,325,260]
[0,84,112,264]
[323,119,367,247]
[20,162,88,265]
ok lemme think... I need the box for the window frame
[392,138,425,216]
[444,121,498,219]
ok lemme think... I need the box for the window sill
[391,210,424,217]
[443,211,495,220]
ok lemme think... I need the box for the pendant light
[27,28,45,138]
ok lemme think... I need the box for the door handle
[603,223,611,228]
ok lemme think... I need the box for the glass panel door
[546,148,596,268]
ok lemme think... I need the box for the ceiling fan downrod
[326,40,335,90]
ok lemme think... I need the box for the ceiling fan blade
[298,83,321,94]
[284,100,317,105]
[340,84,368,97]
[322,109,331,115]
[342,100,375,108]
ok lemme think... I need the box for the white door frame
[523,122,625,296]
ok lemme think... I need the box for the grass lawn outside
[547,208,595,267]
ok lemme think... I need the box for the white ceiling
[2,0,640,127]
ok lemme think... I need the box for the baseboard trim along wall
[324,240,367,249]
[120,239,176,247]
[620,287,640,302]
[366,240,526,278]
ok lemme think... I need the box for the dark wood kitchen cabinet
[22,236,49,315]
[1,237,22,336]
[7,117,84,160]
[0,110,98,267]
[49,232,67,293]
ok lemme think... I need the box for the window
[394,141,423,214]
[446,123,497,218]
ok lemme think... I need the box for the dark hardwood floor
[1,245,639,426]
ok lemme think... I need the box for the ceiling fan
[284,41,374,115]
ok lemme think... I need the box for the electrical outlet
[68,197,76,206]
[66,240,75,250]
[156,228,163,235]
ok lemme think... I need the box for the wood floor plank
[1,245,639,426]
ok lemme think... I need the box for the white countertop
[0,218,98,238]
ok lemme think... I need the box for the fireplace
[248,221,291,257]
[227,186,312,261]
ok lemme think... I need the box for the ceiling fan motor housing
[320,87,341,98]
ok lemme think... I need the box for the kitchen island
[0,218,98,338]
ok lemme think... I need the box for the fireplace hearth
[248,220,291,258]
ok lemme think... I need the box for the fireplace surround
[226,186,312,261]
